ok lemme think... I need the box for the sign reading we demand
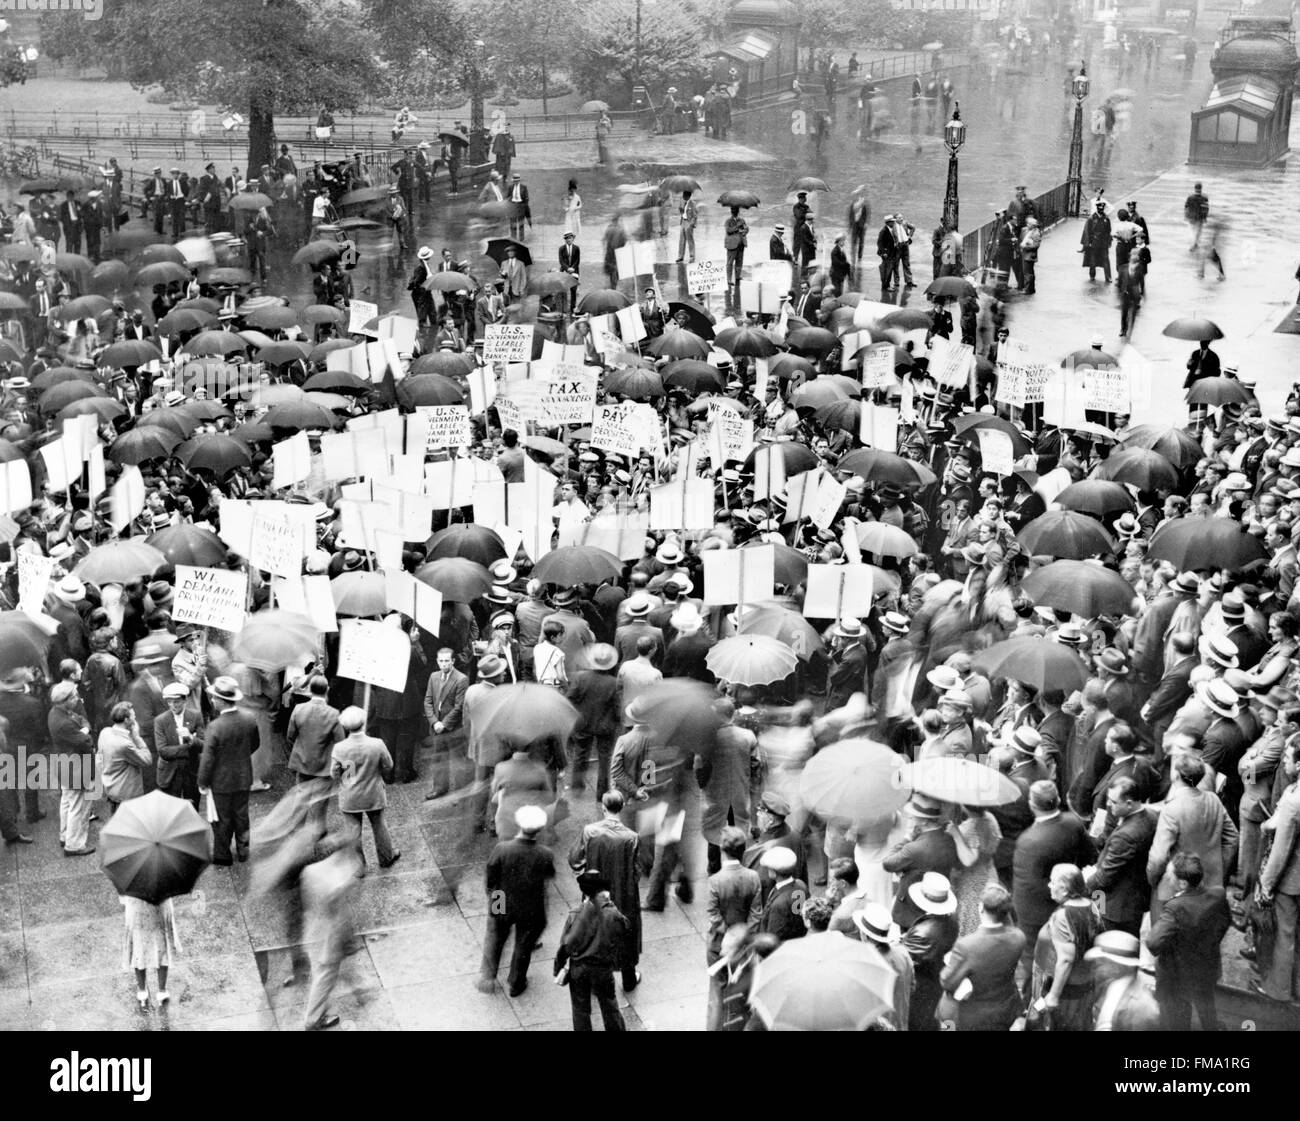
[0,746,95,791]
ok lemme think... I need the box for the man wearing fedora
[423,648,469,801]
[1147,852,1232,1030]
[1200,679,1248,819]
[614,593,665,666]
[900,871,960,1031]
[0,668,48,826]
[883,795,959,929]
[1141,633,1198,748]
[826,617,870,711]
[542,586,595,670]
[127,644,170,794]
[853,902,913,1030]
[565,643,620,795]
[1132,570,1198,700]
[1084,776,1156,937]
[1087,930,1161,1030]
[744,790,808,894]
[663,603,715,685]
[197,676,260,865]
[480,804,555,997]
[1148,752,1238,924]
[1074,722,1158,825]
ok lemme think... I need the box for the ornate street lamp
[1066,63,1090,217]
[942,103,966,233]
[469,39,488,166]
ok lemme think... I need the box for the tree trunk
[541,60,549,115]
[246,89,276,183]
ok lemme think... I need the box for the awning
[707,31,780,64]
[1200,75,1281,118]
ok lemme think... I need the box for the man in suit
[1012,780,1096,990]
[142,166,168,232]
[475,279,505,339]
[1066,682,1116,816]
[1077,721,1159,823]
[661,604,714,684]
[126,646,169,794]
[58,190,83,255]
[1036,689,1074,798]
[196,676,259,865]
[565,643,620,793]
[743,790,807,895]
[408,246,436,328]
[705,825,762,1028]
[1084,776,1156,936]
[792,278,819,321]
[423,647,468,800]
[769,224,791,262]
[639,287,666,339]
[1133,573,1198,701]
[1141,633,1197,746]
[876,215,900,291]
[758,846,807,942]
[882,795,959,929]
[331,706,399,870]
[854,903,914,1030]
[613,594,665,665]
[1087,931,1163,1030]
[1147,852,1232,1030]
[155,681,203,810]
[369,620,428,784]
[479,804,555,996]
[826,617,869,710]
[1200,679,1248,820]
[197,162,222,232]
[82,191,107,262]
[287,675,343,834]
[939,883,1025,1031]
[165,167,188,240]
[1256,737,1300,1003]
[1148,752,1238,921]
[500,245,527,305]
[676,190,697,263]
[506,173,531,239]
[988,746,1035,889]
[901,872,960,1031]
[0,670,48,827]
[559,231,581,312]
[569,790,643,990]
[47,683,94,855]
[492,127,516,179]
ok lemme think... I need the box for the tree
[571,0,709,104]
[104,0,378,176]
[366,0,479,102]
[478,0,580,112]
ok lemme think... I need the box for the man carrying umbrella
[724,207,748,292]
[197,676,260,866]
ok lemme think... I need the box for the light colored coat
[1147,784,1239,914]
[330,733,392,814]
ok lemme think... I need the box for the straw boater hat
[1085,930,1142,968]
[832,617,865,641]
[1199,678,1241,720]
[881,611,910,635]
[626,593,654,618]
[926,665,962,692]
[1199,633,1239,670]
[908,872,957,916]
[1004,726,1042,756]
[585,643,618,672]
[207,676,243,703]
[901,794,944,820]
[854,902,900,945]
[759,846,798,875]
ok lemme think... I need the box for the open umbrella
[0,244,37,264]
[264,400,340,431]
[662,359,725,394]
[243,304,299,330]
[109,426,182,464]
[147,524,228,567]
[789,176,831,193]
[232,611,319,671]
[854,521,919,560]
[877,308,933,331]
[309,338,360,363]
[1016,510,1114,559]
[950,413,1032,457]
[1119,424,1202,469]
[174,296,222,314]
[76,540,167,585]
[303,369,370,395]
[38,381,107,414]
[660,174,701,194]
[134,261,190,288]
[1023,560,1137,618]
[331,570,389,617]
[426,524,507,567]
[97,339,163,369]
[138,243,187,266]
[1055,480,1133,519]
[799,738,907,822]
[972,636,1090,692]
[232,421,274,445]
[901,757,1020,807]
[425,270,474,294]
[185,330,247,357]
[1061,346,1119,370]
[60,398,126,424]
[156,308,218,336]
[792,380,850,411]
[291,241,342,268]
[0,612,54,675]
[813,399,862,435]
[577,289,631,315]
[604,367,663,400]
[1187,377,1253,408]
[532,546,622,586]
[303,304,347,326]
[666,299,716,338]
[837,448,936,490]
[717,190,760,208]
[1146,517,1268,572]
[397,375,464,408]
[707,634,797,686]
[1093,447,1179,492]
[136,410,199,439]
[56,295,112,321]
[1162,317,1223,341]
[787,326,838,355]
[527,272,579,297]
[925,276,976,299]
[734,602,823,658]
[716,325,779,358]
[178,399,232,423]
[339,186,390,207]
[769,354,816,382]
[177,433,253,477]
[32,366,95,392]
[750,932,896,1031]
[632,679,725,762]
[55,252,93,275]
[99,790,211,904]
[414,557,492,602]
[410,351,474,378]
[484,237,533,268]
[230,191,275,212]
[438,128,472,146]
[471,683,580,747]
[647,330,710,360]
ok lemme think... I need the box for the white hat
[908,872,957,915]
[759,846,798,874]
[853,902,900,944]
[418,246,433,260]
[514,805,547,834]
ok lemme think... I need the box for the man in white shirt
[616,636,662,727]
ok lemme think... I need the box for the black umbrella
[426,524,508,567]
[100,790,211,904]
[1162,317,1223,342]
[484,237,532,267]
[663,360,726,394]
[667,298,716,338]
[577,289,632,315]
[647,330,710,360]
[291,241,343,268]
[1146,518,1267,572]
[717,190,760,208]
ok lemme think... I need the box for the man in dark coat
[0,670,48,824]
[370,625,427,784]
[829,234,851,295]
[938,883,1025,1031]
[196,676,260,865]
[569,791,642,990]
[743,790,808,894]
[1141,633,1197,745]
[1080,198,1112,282]
[769,224,791,262]
[423,647,468,800]
[1183,340,1221,388]
[479,805,555,996]
[558,232,581,313]
[553,870,630,1031]
[1084,776,1156,937]
[758,846,808,942]
[882,796,959,929]
[1146,852,1232,1030]
[826,617,869,711]
[901,872,960,1031]
[408,247,436,328]
[154,681,203,810]
[565,643,621,793]
[662,608,714,684]
[58,190,84,255]
[126,646,169,794]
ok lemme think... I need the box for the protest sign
[541,366,599,425]
[249,503,305,577]
[325,342,369,378]
[928,335,976,389]
[591,403,644,458]
[860,342,896,391]
[337,619,411,692]
[173,565,248,632]
[87,444,106,502]
[1082,366,1130,414]
[0,459,31,515]
[977,428,1015,476]
[753,357,770,403]
[751,261,792,288]
[39,437,81,494]
[686,260,727,295]
[272,430,312,490]
[702,545,775,607]
[576,510,651,561]
[348,408,404,457]
[809,474,847,531]
[860,403,899,453]
[750,444,787,502]
[614,304,647,345]
[782,467,825,525]
[993,334,1034,407]
[384,568,443,635]
[18,552,52,617]
[376,313,419,355]
[615,241,657,280]
[371,482,434,541]
[708,404,754,465]
[417,405,473,450]
[587,313,620,356]
[63,414,98,460]
[738,281,784,316]
[425,455,500,510]
[110,465,146,534]
[540,340,587,366]
[649,477,715,530]
[217,498,254,556]
[840,330,867,373]
[802,565,874,620]
[347,299,378,337]
[483,323,534,363]
[273,573,337,633]
[467,366,498,416]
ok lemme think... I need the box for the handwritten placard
[348,299,379,337]
[173,565,248,632]
[417,405,472,450]
[686,260,727,295]
[861,342,896,390]
[484,323,533,363]
[977,428,1015,477]
[337,618,411,692]
[249,504,305,577]
[802,564,874,619]
[591,403,644,459]
[702,545,775,607]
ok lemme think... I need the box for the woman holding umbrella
[123,891,182,1011]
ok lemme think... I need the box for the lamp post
[1066,63,1089,218]
[469,38,488,167]
[942,103,966,233]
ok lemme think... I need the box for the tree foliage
[476,0,576,109]
[571,0,709,101]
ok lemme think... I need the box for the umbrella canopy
[1146,516,1268,572]
[837,448,937,490]
[902,757,1020,807]
[662,359,725,394]
[303,303,347,326]
[471,683,580,748]
[925,275,976,299]
[1093,447,1179,492]
[735,602,823,658]
[230,191,275,212]
[134,261,190,288]
[742,441,820,475]
[231,420,274,445]
[414,557,492,602]
[1055,480,1133,519]
[647,330,710,360]
[532,546,622,586]
[426,270,474,294]
[60,397,126,424]
[660,174,699,193]
[1187,376,1253,407]
[99,790,211,904]
[667,299,716,338]
[0,612,54,675]
[177,433,253,476]
[303,369,371,395]
[792,380,850,411]
[32,366,95,392]
[769,354,816,382]
[178,399,232,423]
[484,237,533,268]
[185,330,247,357]
[789,176,830,192]
[138,243,187,266]
[877,308,933,331]
[147,523,228,567]
[577,288,632,315]
[232,611,319,671]
[56,295,112,321]
[604,367,663,400]
[136,409,199,439]
[799,738,908,823]
[1062,347,1119,370]
[972,636,1089,693]
[950,413,1032,457]
[156,308,218,336]
[631,679,724,762]
[397,375,465,408]
[174,296,222,314]
[1119,424,1202,469]
[410,351,474,378]
[717,190,760,208]
[331,570,389,617]
[813,399,862,435]
[55,252,93,274]
[706,634,798,686]
[109,426,182,464]
[291,241,342,268]
[526,272,579,297]
[426,524,507,567]
[75,540,167,585]
[854,521,920,560]
[716,325,779,358]
[1022,560,1137,618]
[38,381,107,414]
[1016,510,1115,559]
[750,933,896,1031]
[97,339,163,369]
[243,304,299,330]
[1162,317,1223,342]
[264,400,341,431]
[786,326,838,355]
[308,338,360,363]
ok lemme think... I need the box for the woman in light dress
[563,179,582,237]
[947,805,1002,936]
[123,895,181,1011]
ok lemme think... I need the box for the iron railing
[961,180,1071,278]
